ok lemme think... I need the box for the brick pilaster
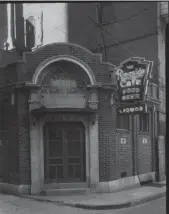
[17,89,31,185]
[98,89,117,181]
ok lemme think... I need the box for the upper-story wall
[67,3,98,51]
[69,3,161,109]
[23,3,68,49]
[0,4,7,49]
[67,2,158,71]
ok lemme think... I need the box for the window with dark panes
[139,113,149,132]
[116,115,129,130]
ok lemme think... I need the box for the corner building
[0,2,166,195]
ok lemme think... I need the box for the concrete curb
[20,191,166,210]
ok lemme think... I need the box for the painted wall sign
[117,103,147,115]
[116,57,153,103]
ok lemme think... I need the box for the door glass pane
[67,130,81,141]
[49,166,56,179]
[68,165,74,178]
[67,141,80,156]
[75,165,81,178]
[48,126,61,140]
[49,141,62,157]
[56,165,64,179]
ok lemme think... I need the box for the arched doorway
[29,53,99,194]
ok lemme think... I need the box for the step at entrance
[41,188,89,196]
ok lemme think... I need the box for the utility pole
[165,3,169,213]
[89,3,108,61]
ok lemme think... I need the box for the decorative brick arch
[32,55,96,85]
[24,42,116,86]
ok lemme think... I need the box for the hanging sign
[116,57,153,103]
[117,103,147,115]
[115,57,153,115]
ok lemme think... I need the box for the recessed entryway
[43,122,86,184]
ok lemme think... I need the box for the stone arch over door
[32,55,96,86]
[24,42,116,86]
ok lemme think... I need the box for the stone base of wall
[0,172,155,195]
[93,172,155,193]
[0,183,30,195]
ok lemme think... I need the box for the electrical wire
[101,8,148,26]
[88,15,137,57]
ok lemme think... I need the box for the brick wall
[0,89,19,184]
[17,89,31,185]
[98,89,116,181]
[24,43,110,84]
[116,132,133,179]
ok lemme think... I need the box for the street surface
[0,194,166,214]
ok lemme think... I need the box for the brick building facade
[0,2,166,195]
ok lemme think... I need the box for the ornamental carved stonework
[37,65,89,108]
[87,89,98,110]
[40,66,87,97]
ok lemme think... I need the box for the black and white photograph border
[0,0,166,214]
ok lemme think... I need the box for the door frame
[30,113,99,194]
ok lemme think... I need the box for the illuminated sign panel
[116,57,153,115]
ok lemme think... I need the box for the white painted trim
[32,55,96,85]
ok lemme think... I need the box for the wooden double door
[44,122,86,183]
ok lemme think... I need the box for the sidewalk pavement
[21,181,166,210]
